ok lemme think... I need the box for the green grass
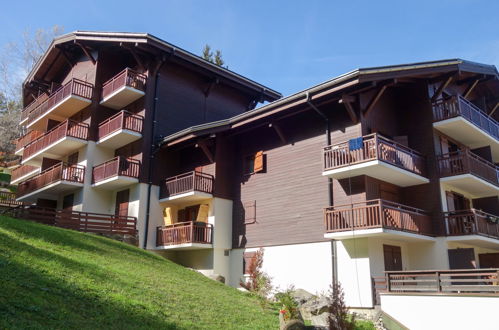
[355,319,376,330]
[0,216,278,329]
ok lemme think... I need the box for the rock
[300,296,329,320]
[311,312,331,327]
[279,312,306,330]
[292,289,315,305]
[208,274,225,284]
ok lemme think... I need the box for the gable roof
[160,58,499,147]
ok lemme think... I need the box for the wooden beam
[364,85,387,116]
[75,42,96,65]
[489,102,499,118]
[462,79,480,99]
[126,47,145,71]
[339,95,358,123]
[431,75,454,103]
[204,78,219,97]
[196,140,214,163]
[269,123,286,144]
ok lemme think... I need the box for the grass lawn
[0,216,278,329]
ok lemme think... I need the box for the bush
[328,283,356,330]
[240,248,272,298]
[275,286,299,321]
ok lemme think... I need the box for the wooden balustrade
[101,68,147,100]
[92,157,140,183]
[6,205,136,235]
[26,79,93,125]
[385,269,499,294]
[444,209,499,239]
[156,221,213,246]
[11,164,38,182]
[0,191,24,207]
[17,163,85,198]
[15,130,44,152]
[323,133,426,176]
[98,110,144,140]
[23,119,89,160]
[159,171,214,199]
[437,151,499,186]
[433,95,499,139]
[324,199,433,236]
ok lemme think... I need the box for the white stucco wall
[381,294,499,330]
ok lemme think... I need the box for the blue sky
[1,0,498,96]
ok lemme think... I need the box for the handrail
[156,221,213,246]
[160,171,214,198]
[444,209,499,238]
[15,130,44,151]
[11,164,38,182]
[437,150,499,186]
[26,78,93,125]
[101,68,147,100]
[92,156,141,183]
[323,133,426,176]
[97,110,144,139]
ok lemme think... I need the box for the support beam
[339,95,358,123]
[126,47,145,71]
[463,79,480,99]
[364,85,387,116]
[269,123,286,144]
[75,42,96,65]
[489,102,499,118]
[204,78,219,97]
[196,140,214,163]
[431,75,454,103]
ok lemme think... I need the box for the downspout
[143,56,168,249]
[306,91,337,285]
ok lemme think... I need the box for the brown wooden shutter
[115,189,130,216]
[243,252,256,274]
[254,151,264,173]
[196,204,209,222]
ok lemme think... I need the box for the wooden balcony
[444,209,499,246]
[383,269,499,294]
[97,110,144,149]
[159,171,214,203]
[438,151,499,197]
[20,94,48,125]
[10,164,40,185]
[7,205,137,235]
[92,157,140,189]
[433,95,499,160]
[0,191,25,208]
[16,163,85,201]
[15,130,44,155]
[22,119,89,166]
[156,221,213,250]
[100,68,146,109]
[324,199,434,240]
[26,79,93,130]
[322,134,429,187]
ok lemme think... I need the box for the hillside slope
[0,216,277,329]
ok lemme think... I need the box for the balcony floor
[433,117,499,162]
[440,174,499,198]
[27,95,92,130]
[322,160,429,187]
[159,191,213,204]
[153,242,213,251]
[100,86,145,110]
[97,129,142,149]
[324,228,435,242]
[92,176,139,190]
[17,181,83,202]
[22,137,88,167]
[446,235,499,249]
[10,168,40,185]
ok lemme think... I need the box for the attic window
[244,151,265,175]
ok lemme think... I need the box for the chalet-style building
[13,31,499,308]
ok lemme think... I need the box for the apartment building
[13,31,499,308]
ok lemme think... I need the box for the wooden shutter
[115,189,130,216]
[243,201,256,224]
[243,252,256,274]
[163,207,173,225]
[196,204,209,222]
[383,245,403,271]
[254,151,264,173]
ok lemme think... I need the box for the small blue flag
[348,137,363,151]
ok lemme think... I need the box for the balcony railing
[101,68,147,100]
[92,157,140,184]
[26,79,94,126]
[384,269,499,294]
[323,133,426,176]
[0,191,24,207]
[11,164,38,182]
[433,95,499,140]
[324,199,433,236]
[438,151,499,187]
[98,110,144,140]
[6,205,137,235]
[17,162,85,198]
[156,221,213,246]
[21,94,48,122]
[444,209,499,239]
[23,119,89,160]
[159,171,214,199]
[16,130,44,152]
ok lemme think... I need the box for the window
[67,152,79,165]
[177,204,209,223]
[244,151,265,175]
[243,252,256,275]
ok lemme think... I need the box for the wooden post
[436,271,441,292]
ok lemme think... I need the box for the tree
[201,44,226,68]
[0,26,63,158]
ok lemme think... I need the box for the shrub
[275,286,299,321]
[328,283,355,330]
[240,248,272,297]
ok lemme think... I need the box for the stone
[311,312,331,327]
[208,274,225,284]
[279,312,306,330]
[292,289,315,305]
[300,295,329,320]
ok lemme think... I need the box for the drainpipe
[306,91,337,285]
[142,56,168,249]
